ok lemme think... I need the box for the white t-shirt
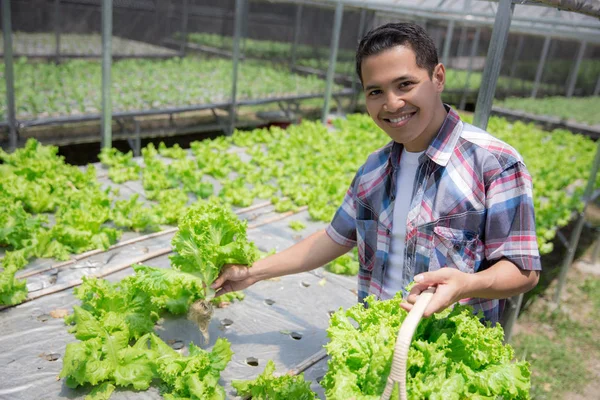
[381,148,424,300]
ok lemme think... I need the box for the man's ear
[432,63,445,91]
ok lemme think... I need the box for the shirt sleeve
[326,170,360,247]
[484,161,542,271]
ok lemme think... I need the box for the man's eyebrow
[364,75,417,91]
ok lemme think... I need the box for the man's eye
[400,82,414,88]
[368,90,382,96]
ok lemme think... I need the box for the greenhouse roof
[294,0,600,43]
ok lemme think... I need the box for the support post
[101,0,113,149]
[321,1,344,124]
[473,0,514,130]
[290,4,303,68]
[2,0,17,151]
[459,27,480,110]
[441,20,455,67]
[566,40,586,98]
[54,0,61,62]
[502,292,523,343]
[456,25,467,59]
[554,140,600,304]
[350,8,367,111]
[179,0,189,56]
[531,36,551,98]
[507,35,524,93]
[229,0,244,135]
[594,74,600,96]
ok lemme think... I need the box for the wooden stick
[5,205,308,308]
[17,201,274,280]
[248,206,308,229]
[20,247,172,304]
[286,348,328,376]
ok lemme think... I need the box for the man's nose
[383,94,406,113]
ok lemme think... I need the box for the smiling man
[212,22,541,325]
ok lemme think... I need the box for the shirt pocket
[430,225,479,274]
[356,219,379,272]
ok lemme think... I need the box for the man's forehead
[361,45,418,70]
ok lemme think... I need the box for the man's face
[361,45,445,151]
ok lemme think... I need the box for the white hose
[380,287,436,400]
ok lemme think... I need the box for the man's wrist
[248,258,271,284]
[463,269,493,299]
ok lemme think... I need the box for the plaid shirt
[327,106,541,324]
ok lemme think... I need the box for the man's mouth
[383,111,416,127]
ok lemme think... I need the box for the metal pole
[566,40,587,98]
[473,0,514,130]
[321,1,344,124]
[101,0,113,149]
[554,140,600,304]
[290,4,303,68]
[350,8,367,111]
[531,36,551,98]
[54,0,61,62]
[229,0,244,135]
[240,0,249,55]
[594,74,600,96]
[2,0,17,151]
[502,292,523,343]
[459,27,480,110]
[507,35,524,93]
[179,0,189,56]
[441,20,455,67]
[456,25,467,59]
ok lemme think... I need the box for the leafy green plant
[495,96,600,126]
[59,201,250,398]
[232,360,317,399]
[325,250,359,276]
[288,220,306,231]
[322,294,531,399]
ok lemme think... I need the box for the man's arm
[212,229,353,296]
[400,259,539,317]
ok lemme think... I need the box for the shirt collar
[389,104,462,169]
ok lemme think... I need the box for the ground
[511,205,600,400]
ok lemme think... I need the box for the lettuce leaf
[322,294,531,400]
[232,360,317,400]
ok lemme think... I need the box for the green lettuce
[169,200,259,300]
[232,360,317,400]
[321,294,531,400]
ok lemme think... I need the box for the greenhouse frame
[1,1,600,399]
[1,0,599,151]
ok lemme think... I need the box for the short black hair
[356,22,439,84]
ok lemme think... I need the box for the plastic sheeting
[1,157,357,399]
[1,224,357,399]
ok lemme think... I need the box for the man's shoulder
[458,122,524,168]
[359,140,395,175]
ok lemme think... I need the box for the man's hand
[400,259,540,317]
[400,268,470,317]
[211,264,255,297]
[210,229,353,298]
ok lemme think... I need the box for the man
[212,22,540,325]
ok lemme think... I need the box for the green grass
[512,273,600,399]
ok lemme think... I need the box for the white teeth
[389,114,412,123]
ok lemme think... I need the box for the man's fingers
[211,265,238,289]
[215,282,235,297]
[405,283,430,304]
[211,274,226,289]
